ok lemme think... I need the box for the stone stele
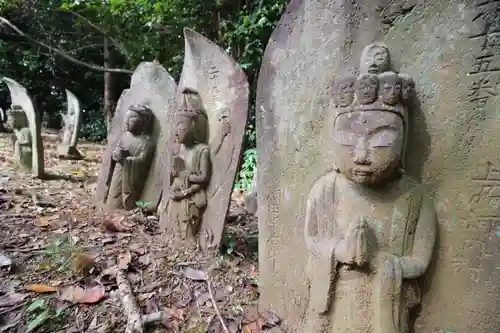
[58,89,83,159]
[2,77,44,177]
[94,61,177,211]
[256,1,500,333]
[159,28,249,252]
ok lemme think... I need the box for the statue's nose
[353,141,370,164]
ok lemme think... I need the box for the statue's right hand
[334,239,356,265]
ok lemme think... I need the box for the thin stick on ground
[207,279,229,333]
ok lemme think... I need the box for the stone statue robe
[168,143,210,238]
[13,127,33,170]
[106,132,154,209]
[304,171,436,333]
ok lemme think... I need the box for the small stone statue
[304,44,436,333]
[167,102,211,245]
[6,106,33,170]
[104,104,155,210]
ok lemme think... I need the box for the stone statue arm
[399,193,437,279]
[126,139,155,164]
[188,148,211,184]
[304,173,339,260]
[210,118,230,156]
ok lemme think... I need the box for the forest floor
[0,132,279,333]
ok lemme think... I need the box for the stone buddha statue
[167,91,212,245]
[304,44,436,333]
[105,104,155,210]
[6,105,33,170]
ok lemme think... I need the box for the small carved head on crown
[360,43,391,74]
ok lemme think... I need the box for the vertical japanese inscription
[208,65,221,97]
[462,1,500,148]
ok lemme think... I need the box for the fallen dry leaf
[0,292,28,307]
[103,211,127,232]
[59,284,105,304]
[24,284,57,293]
[242,320,263,333]
[72,253,95,276]
[118,251,132,270]
[182,267,208,281]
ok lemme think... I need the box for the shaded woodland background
[0,0,285,188]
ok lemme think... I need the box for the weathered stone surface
[58,89,83,159]
[256,1,500,333]
[159,28,249,252]
[2,77,44,177]
[94,61,177,210]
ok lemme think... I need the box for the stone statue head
[378,71,402,105]
[125,104,154,135]
[399,73,415,103]
[333,77,356,107]
[333,109,405,185]
[175,110,198,145]
[354,74,378,104]
[6,105,27,129]
[360,43,391,74]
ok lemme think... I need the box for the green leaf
[26,300,47,312]
[26,309,50,333]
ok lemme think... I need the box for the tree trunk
[103,37,115,130]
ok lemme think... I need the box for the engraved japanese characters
[58,89,83,159]
[159,28,249,252]
[2,77,44,177]
[304,44,436,333]
[94,61,177,211]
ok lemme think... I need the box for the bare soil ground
[0,132,277,333]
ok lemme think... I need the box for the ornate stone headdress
[176,88,209,143]
[332,43,416,168]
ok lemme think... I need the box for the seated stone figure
[6,105,32,170]
[105,104,155,210]
[304,44,436,333]
[167,105,211,245]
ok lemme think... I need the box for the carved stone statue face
[354,74,378,104]
[400,74,415,102]
[333,77,355,107]
[175,117,195,144]
[361,44,390,74]
[379,72,402,105]
[126,111,143,134]
[334,111,404,184]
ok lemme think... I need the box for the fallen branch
[0,16,133,74]
[207,279,229,333]
[116,270,170,333]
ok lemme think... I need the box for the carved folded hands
[112,148,129,163]
[336,218,370,267]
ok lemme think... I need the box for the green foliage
[40,238,80,274]
[234,148,256,190]
[26,299,66,333]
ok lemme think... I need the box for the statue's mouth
[353,170,373,176]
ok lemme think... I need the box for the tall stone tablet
[2,77,44,177]
[94,61,177,211]
[159,28,249,253]
[58,89,83,159]
[256,1,500,333]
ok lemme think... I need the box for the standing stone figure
[6,106,32,170]
[58,89,83,159]
[95,61,177,211]
[104,104,155,210]
[166,89,231,246]
[2,77,44,177]
[303,45,436,333]
[160,28,248,252]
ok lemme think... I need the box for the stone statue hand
[171,190,186,201]
[112,149,125,162]
[355,221,369,266]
